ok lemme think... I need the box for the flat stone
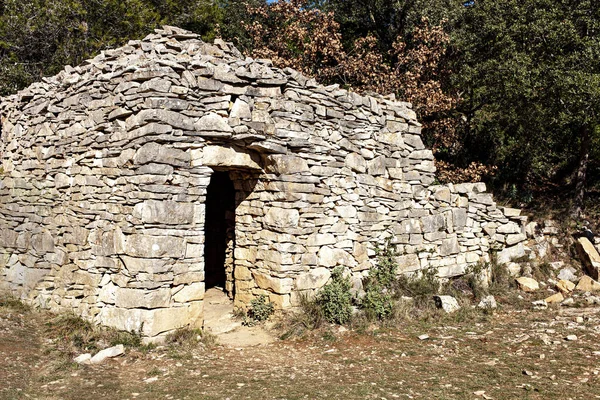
[195,112,233,133]
[576,237,600,280]
[73,353,92,365]
[125,234,186,258]
[516,276,539,292]
[295,267,331,290]
[90,344,124,364]
[556,279,576,294]
[191,145,261,170]
[133,142,190,167]
[575,275,600,292]
[544,292,564,304]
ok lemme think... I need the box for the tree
[0,0,223,96]
[451,0,600,215]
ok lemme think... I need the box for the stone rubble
[0,26,528,339]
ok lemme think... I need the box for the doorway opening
[204,171,236,299]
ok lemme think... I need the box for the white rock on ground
[516,277,539,292]
[477,295,497,309]
[90,344,125,364]
[73,353,92,365]
[433,295,461,313]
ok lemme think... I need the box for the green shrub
[247,294,275,323]
[361,238,398,320]
[317,267,353,325]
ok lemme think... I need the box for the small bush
[394,268,440,308]
[245,294,275,324]
[317,267,353,325]
[361,239,398,320]
[280,292,324,340]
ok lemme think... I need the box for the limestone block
[295,267,331,290]
[496,222,521,234]
[133,142,190,167]
[253,271,294,294]
[121,256,171,274]
[73,271,102,287]
[185,243,204,259]
[367,156,386,176]
[172,282,205,302]
[306,233,336,247]
[230,99,251,119]
[506,233,527,246]
[345,153,366,173]
[267,155,309,174]
[234,266,253,280]
[114,287,171,309]
[335,205,357,218]
[133,200,194,225]
[576,237,600,280]
[497,243,525,264]
[194,112,233,133]
[191,145,261,170]
[440,236,460,256]
[125,235,186,258]
[503,207,521,217]
[31,231,55,253]
[575,275,600,292]
[98,306,190,337]
[317,247,355,268]
[434,295,460,313]
[395,254,421,273]
[436,263,467,278]
[421,214,446,233]
[516,277,539,292]
[98,282,117,304]
[264,207,299,230]
[234,248,257,263]
[434,187,451,203]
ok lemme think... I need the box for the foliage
[0,0,222,95]
[245,294,275,323]
[317,267,353,325]
[361,239,398,320]
[450,0,600,211]
[45,312,144,355]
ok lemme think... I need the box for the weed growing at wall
[245,294,275,324]
[317,267,353,325]
[361,238,398,320]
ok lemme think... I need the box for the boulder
[576,237,600,280]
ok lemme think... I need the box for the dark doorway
[204,171,236,295]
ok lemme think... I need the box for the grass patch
[0,295,31,312]
[165,327,217,349]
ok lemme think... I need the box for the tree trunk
[571,125,591,219]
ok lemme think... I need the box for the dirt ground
[2,299,600,400]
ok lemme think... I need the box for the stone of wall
[0,26,528,339]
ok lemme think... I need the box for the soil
[2,299,600,400]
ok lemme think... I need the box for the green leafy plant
[317,267,353,325]
[245,294,275,324]
[361,238,398,320]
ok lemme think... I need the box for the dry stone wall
[0,26,527,339]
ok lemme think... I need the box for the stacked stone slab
[0,26,527,340]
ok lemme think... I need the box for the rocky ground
[2,290,600,400]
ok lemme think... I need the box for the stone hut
[0,26,527,340]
